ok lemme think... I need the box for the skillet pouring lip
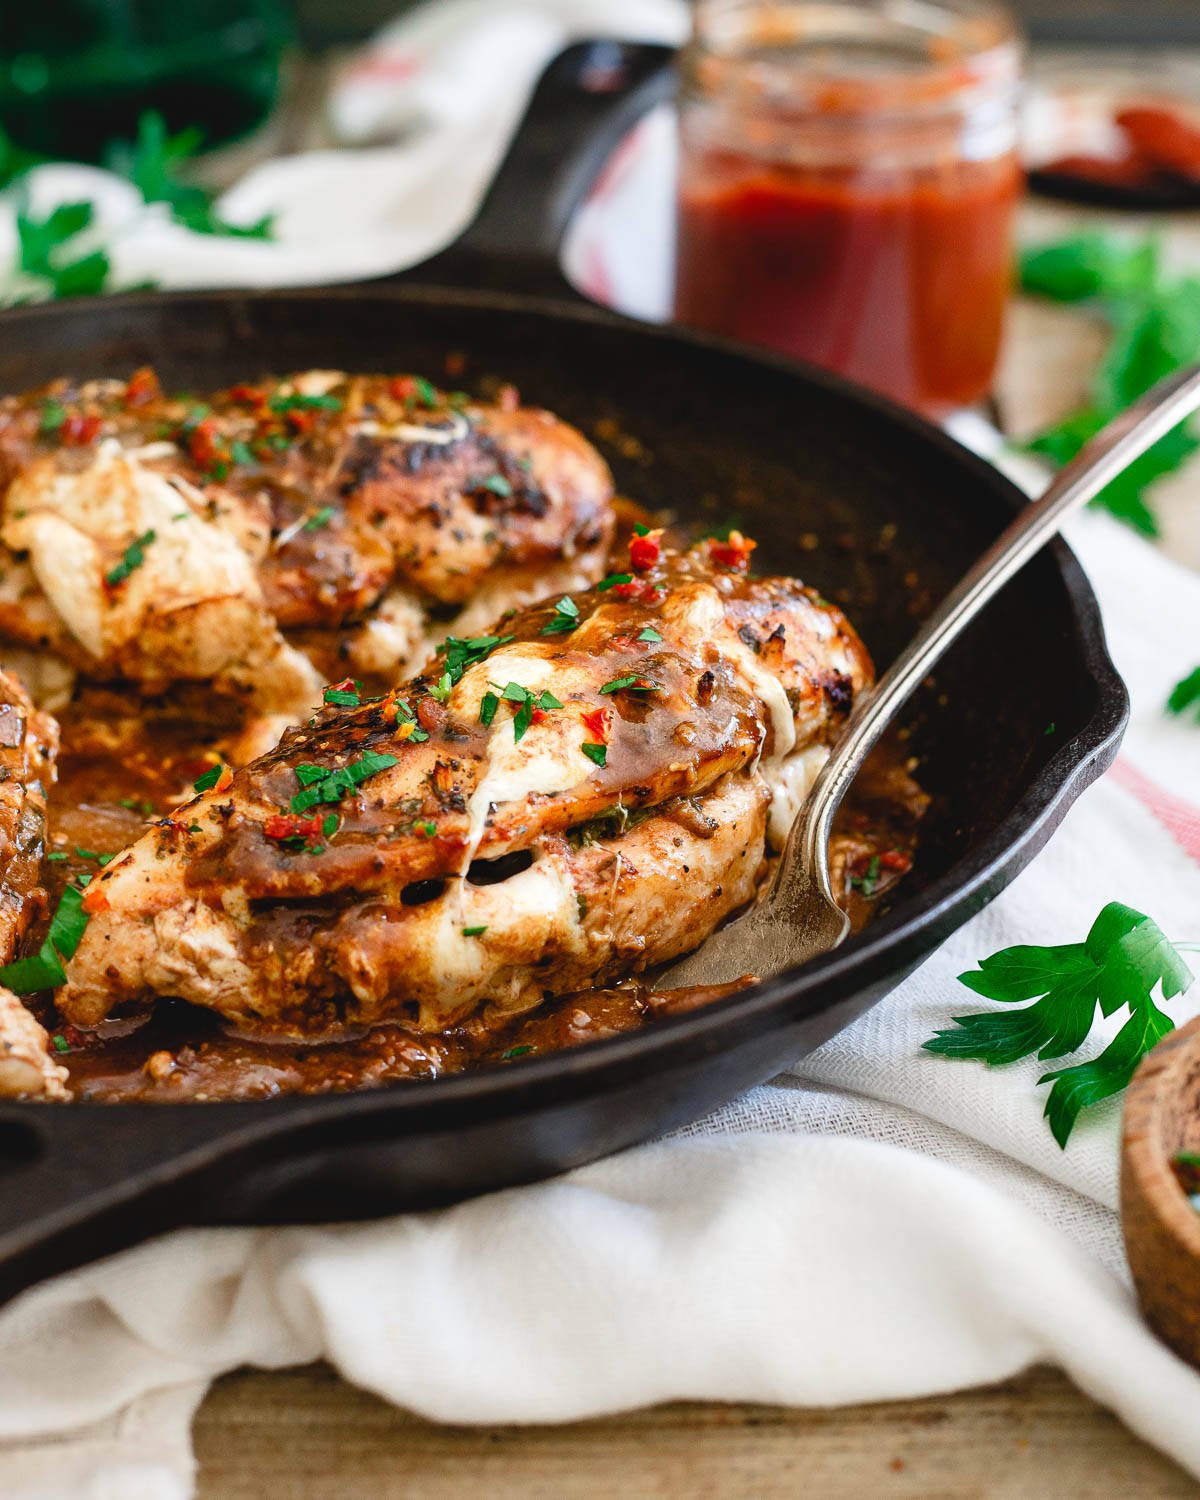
[0,283,1128,1122]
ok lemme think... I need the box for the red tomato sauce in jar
[673,1,1024,416]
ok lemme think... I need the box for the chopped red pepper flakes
[389,375,418,402]
[227,382,267,408]
[62,412,101,446]
[529,707,547,727]
[187,417,225,471]
[878,849,912,873]
[611,579,664,604]
[124,366,160,409]
[582,707,609,741]
[708,530,757,572]
[80,885,110,914]
[628,528,663,572]
[416,696,447,734]
[284,407,315,435]
[263,811,324,843]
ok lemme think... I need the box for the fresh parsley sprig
[1167,666,1200,722]
[925,902,1195,1146]
[14,200,110,301]
[1019,233,1200,537]
[104,112,272,240]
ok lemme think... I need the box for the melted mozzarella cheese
[430,854,580,1007]
[764,745,828,850]
[460,651,585,873]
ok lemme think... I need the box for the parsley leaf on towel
[1019,234,1200,537]
[104,112,272,240]
[1167,666,1200,721]
[15,201,110,300]
[924,902,1195,1146]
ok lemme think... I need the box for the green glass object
[0,0,294,163]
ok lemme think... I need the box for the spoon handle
[796,363,1200,894]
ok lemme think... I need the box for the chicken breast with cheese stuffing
[59,533,872,1036]
[0,666,67,1097]
[0,368,615,719]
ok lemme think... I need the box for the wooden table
[195,1364,1198,1497]
[191,110,1200,1500]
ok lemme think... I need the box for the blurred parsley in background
[1019,233,1200,537]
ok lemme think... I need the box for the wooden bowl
[1121,1015,1200,1368]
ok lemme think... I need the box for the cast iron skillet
[0,42,1126,1303]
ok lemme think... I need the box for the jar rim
[685,0,1023,119]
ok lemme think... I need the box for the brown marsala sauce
[33,683,925,1102]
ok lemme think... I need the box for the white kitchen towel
[0,508,1197,1500]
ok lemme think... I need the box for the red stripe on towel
[1110,756,1200,863]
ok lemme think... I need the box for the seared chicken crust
[0,666,65,1098]
[0,368,615,717]
[61,540,872,1035]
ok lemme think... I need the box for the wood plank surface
[194,1363,1198,1498]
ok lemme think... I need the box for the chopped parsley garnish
[925,901,1195,1146]
[497,682,561,742]
[50,1033,70,1054]
[74,848,114,865]
[302,505,336,533]
[413,377,438,408]
[414,819,437,838]
[192,763,227,793]
[290,750,399,813]
[478,474,511,498]
[502,1044,534,1060]
[463,925,488,937]
[581,742,607,767]
[230,439,256,467]
[637,625,663,643]
[479,691,499,727]
[597,572,633,591]
[428,672,454,704]
[0,884,90,994]
[269,391,342,414]
[633,522,651,536]
[438,633,513,688]
[600,674,659,695]
[38,399,67,434]
[105,529,156,588]
[323,682,361,708]
[541,596,580,635]
[46,851,68,862]
[391,697,430,743]
[850,855,882,896]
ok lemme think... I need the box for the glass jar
[674,0,1024,415]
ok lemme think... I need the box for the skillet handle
[0,1102,309,1305]
[407,39,676,301]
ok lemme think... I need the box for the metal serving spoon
[660,364,1200,989]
